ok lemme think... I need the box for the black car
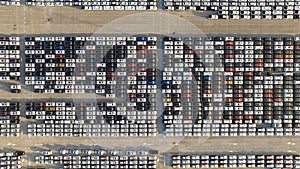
[10,89,20,93]
[10,68,19,72]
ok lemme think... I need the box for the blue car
[55,46,65,50]
[203,76,212,81]
[147,81,157,85]
[173,72,183,76]
[137,37,147,41]
[35,76,45,81]
[162,81,171,85]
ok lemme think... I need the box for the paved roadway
[2,135,298,154]
[0,6,299,34]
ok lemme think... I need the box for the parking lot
[0,34,299,168]
[32,146,158,169]
[0,2,299,169]
[1,34,300,137]
[1,0,300,21]
[0,7,299,34]
[171,152,300,168]
[0,150,25,169]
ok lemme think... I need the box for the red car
[214,115,223,120]
[264,89,273,93]
[86,50,96,54]
[255,59,263,63]
[76,72,86,76]
[55,54,64,58]
[137,45,146,50]
[128,94,136,98]
[225,98,233,102]
[75,102,86,107]
[225,41,234,45]
[147,50,157,54]
[234,115,243,120]
[127,63,137,67]
[184,115,193,119]
[225,54,234,58]
[195,50,204,55]
[234,98,243,102]
[183,89,192,93]
[203,89,212,94]
[274,55,283,59]
[244,72,253,76]
[76,63,86,68]
[244,115,253,120]
[127,72,137,76]
[264,94,273,98]
[0,112,9,115]
[137,50,146,54]
[138,68,147,72]
[35,102,45,107]
[234,89,243,93]
[107,72,116,76]
[184,50,194,54]
[255,63,263,67]
[183,94,192,98]
[274,98,283,102]
[0,37,9,41]
[225,68,234,72]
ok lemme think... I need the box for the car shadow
[192,11,218,18]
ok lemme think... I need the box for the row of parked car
[5,35,300,137]
[0,102,21,137]
[1,0,299,18]
[172,153,300,168]
[0,0,20,5]
[35,148,158,169]
[163,36,223,136]
[164,123,300,136]
[26,101,157,137]
[160,36,300,136]
[24,0,158,10]
[163,0,300,19]
[25,36,157,95]
[0,36,21,83]
[209,5,300,19]
[0,150,25,169]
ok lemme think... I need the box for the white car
[229,6,238,10]
[230,15,240,19]
[125,6,136,10]
[114,6,124,10]
[273,15,283,19]
[42,150,53,156]
[136,6,147,10]
[273,11,283,15]
[218,6,228,10]
[10,2,20,6]
[45,2,54,6]
[284,15,294,19]
[209,15,219,19]
[103,6,113,10]
[241,15,251,19]
[252,15,261,19]
[149,6,157,10]
[10,85,21,89]
[250,6,261,11]
[262,15,272,19]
